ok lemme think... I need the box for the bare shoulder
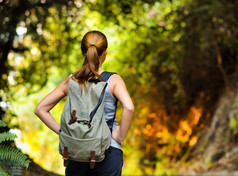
[109,74,127,97]
[57,75,70,96]
[110,74,125,86]
[111,73,123,80]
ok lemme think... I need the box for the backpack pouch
[59,131,108,162]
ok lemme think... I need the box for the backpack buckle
[68,118,77,125]
[68,110,77,125]
[88,121,91,128]
[90,151,96,169]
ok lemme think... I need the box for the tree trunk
[188,72,238,173]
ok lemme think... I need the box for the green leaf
[0,166,10,176]
[0,132,17,143]
[0,145,31,169]
[0,120,7,127]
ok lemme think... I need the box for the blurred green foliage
[0,0,238,175]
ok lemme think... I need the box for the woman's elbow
[129,105,135,113]
[124,104,134,114]
[34,106,40,116]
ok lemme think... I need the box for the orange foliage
[189,136,198,147]
[130,103,203,174]
[143,124,155,137]
[176,120,192,142]
[189,106,203,125]
[156,127,170,140]
[176,106,203,143]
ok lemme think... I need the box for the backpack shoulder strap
[100,71,118,132]
[100,71,117,82]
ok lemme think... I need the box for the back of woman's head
[72,31,108,91]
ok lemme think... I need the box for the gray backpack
[59,72,116,168]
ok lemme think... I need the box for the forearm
[34,110,60,135]
[118,108,134,142]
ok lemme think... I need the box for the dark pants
[65,146,123,176]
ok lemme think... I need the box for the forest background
[1,0,238,175]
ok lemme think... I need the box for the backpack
[59,72,116,169]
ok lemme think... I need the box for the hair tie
[90,44,96,47]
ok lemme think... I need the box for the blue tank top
[104,76,122,150]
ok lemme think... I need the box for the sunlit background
[1,0,238,175]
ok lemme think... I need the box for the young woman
[34,31,134,175]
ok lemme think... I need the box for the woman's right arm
[110,74,134,143]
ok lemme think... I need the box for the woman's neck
[98,67,104,75]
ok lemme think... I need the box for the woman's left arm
[34,76,70,135]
